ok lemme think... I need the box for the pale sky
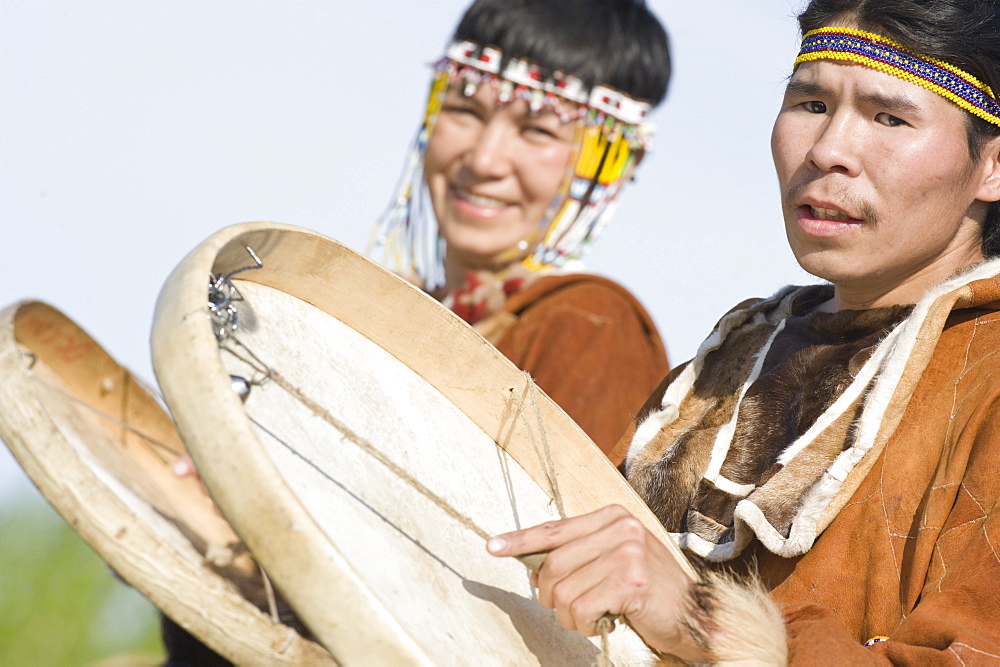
[0,0,812,498]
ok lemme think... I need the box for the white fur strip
[705,320,785,483]
[745,258,1000,557]
[711,476,757,497]
[631,258,1000,560]
[625,286,800,472]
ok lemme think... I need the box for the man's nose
[806,113,862,176]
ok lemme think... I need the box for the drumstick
[515,551,549,574]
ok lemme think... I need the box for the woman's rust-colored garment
[620,266,1000,663]
[478,273,668,457]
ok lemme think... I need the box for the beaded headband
[445,40,653,133]
[369,39,652,290]
[795,27,1000,128]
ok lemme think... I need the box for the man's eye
[875,112,906,127]
[803,100,827,114]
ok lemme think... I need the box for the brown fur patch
[629,285,913,553]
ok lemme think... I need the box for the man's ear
[975,134,1000,203]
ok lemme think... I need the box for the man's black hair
[798,0,1000,256]
[452,0,671,106]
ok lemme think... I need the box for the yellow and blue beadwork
[795,27,1000,128]
[370,39,651,288]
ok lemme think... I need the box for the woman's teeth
[458,190,506,209]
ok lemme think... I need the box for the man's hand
[486,504,711,662]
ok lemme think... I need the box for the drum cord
[21,351,296,636]
[220,334,499,543]
[220,334,622,665]
[521,371,566,520]
[521,370,616,664]
[19,350,182,462]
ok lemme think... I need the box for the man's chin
[791,250,860,286]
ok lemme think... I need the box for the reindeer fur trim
[702,569,788,665]
[651,569,787,666]
[627,259,1000,561]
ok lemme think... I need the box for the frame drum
[152,222,692,665]
[0,300,332,664]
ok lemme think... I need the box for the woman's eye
[443,104,476,116]
[802,100,827,114]
[525,125,557,138]
[875,112,906,127]
[440,104,484,124]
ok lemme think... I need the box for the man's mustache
[784,175,881,226]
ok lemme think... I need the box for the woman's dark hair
[451,0,671,106]
[798,0,1000,256]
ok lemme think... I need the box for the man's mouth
[809,206,855,222]
[794,204,865,238]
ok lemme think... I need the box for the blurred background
[1,0,810,661]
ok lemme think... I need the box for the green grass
[0,488,164,665]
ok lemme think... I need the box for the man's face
[423,83,577,273]
[771,57,993,306]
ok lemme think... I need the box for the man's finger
[486,505,630,558]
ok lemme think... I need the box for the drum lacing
[518,372,617,664]
[19,350,182,462]
[215,278,623,665]
[220,333,499,542]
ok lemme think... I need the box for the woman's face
[423,82,578,272]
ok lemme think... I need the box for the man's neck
[830,250,986,312]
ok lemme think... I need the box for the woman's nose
[462,119,514,179]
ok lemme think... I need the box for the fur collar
[626,259,1000,561]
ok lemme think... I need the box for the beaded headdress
[794,27,1000,128]
[369,40,655,291]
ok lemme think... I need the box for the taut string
[224,332,621,664]
[221,334,497,542]
[214,257,622,665]
[521,371,566,519]
[521,376,617,666]
[20,350,182,461]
